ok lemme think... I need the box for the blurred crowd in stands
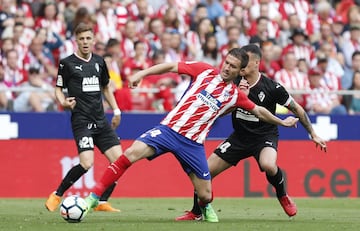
[0,0,360,115]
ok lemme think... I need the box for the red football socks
[93,155,131,196]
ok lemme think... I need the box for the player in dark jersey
[45,23,123,212]
[176,44,327,221]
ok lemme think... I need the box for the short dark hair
[241,44,262,59]
[352,50,360,59]
[256,16,269,24]
[106,38,119,49]
[227,48,249,69]
[74,22,93,35]
[195,3,207,9]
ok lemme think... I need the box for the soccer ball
[60,196,88,223]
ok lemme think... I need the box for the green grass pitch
[1,198,359,231]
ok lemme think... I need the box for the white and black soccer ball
[60,196,88,223]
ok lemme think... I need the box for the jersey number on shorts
[79,137,94,149]
[140,129,162,138]
[219,141,231,153]
[149,129,162,137]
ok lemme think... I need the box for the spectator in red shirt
[259,41,281,80]
[331,16,346,50]
[1,49,26,111]
[126,0,155,35]
[342,24,360,70]
[278,0,312,35]
[274,51,309,107]
[248,3,280,44]
[94,0,121,44]
[122,40,152,81]
[315,53,342,91]
[35,1,66,40]
[219,26,241,60]
[282,28,316,66]
[0,63,7,110]
[120,20,150,60]
[304,67,347,115]
[146,18,165,51]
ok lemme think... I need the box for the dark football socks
[191,192,201,215]
[56,164,87,196]
[266,167,286,198]
[94,155,131,196]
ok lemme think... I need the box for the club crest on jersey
[258,91,265,102]
[224,91,230,101]
[197,90,221,111]
[95,63,99,72]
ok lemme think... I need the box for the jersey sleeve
[272,82,292,106]
[100,58,110,87]
[235,90,256,111]
[178,61,217,81]
[56,60,68,88]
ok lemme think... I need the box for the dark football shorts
[214,132,278,171]
[72,122,120,154]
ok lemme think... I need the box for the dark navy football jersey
[232,74,291,138]
[56,53,110,126]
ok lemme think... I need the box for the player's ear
[239,68,246,76]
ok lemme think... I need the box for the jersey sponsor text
[82,76,100,92]
[197,90,221,111]
[235,108,259,122]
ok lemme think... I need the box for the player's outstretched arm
[251,105,299,127]
[287,99,327,152]
[128,62,178,88]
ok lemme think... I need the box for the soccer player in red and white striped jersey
[84,48,299,222]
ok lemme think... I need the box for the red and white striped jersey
[282,44,316,65]
[94,10,118,44]
[114,2,128,30]
[321,71,341,91]
[279,0,311,31]
[304,86,338,112]
[161,61,255,143]
[274,68,309,90]
[34,17,66,38]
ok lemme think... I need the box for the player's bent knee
[123,148,144,162]
[260,162,276,172]
[124,143,154,162]
[80,162,94,170]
